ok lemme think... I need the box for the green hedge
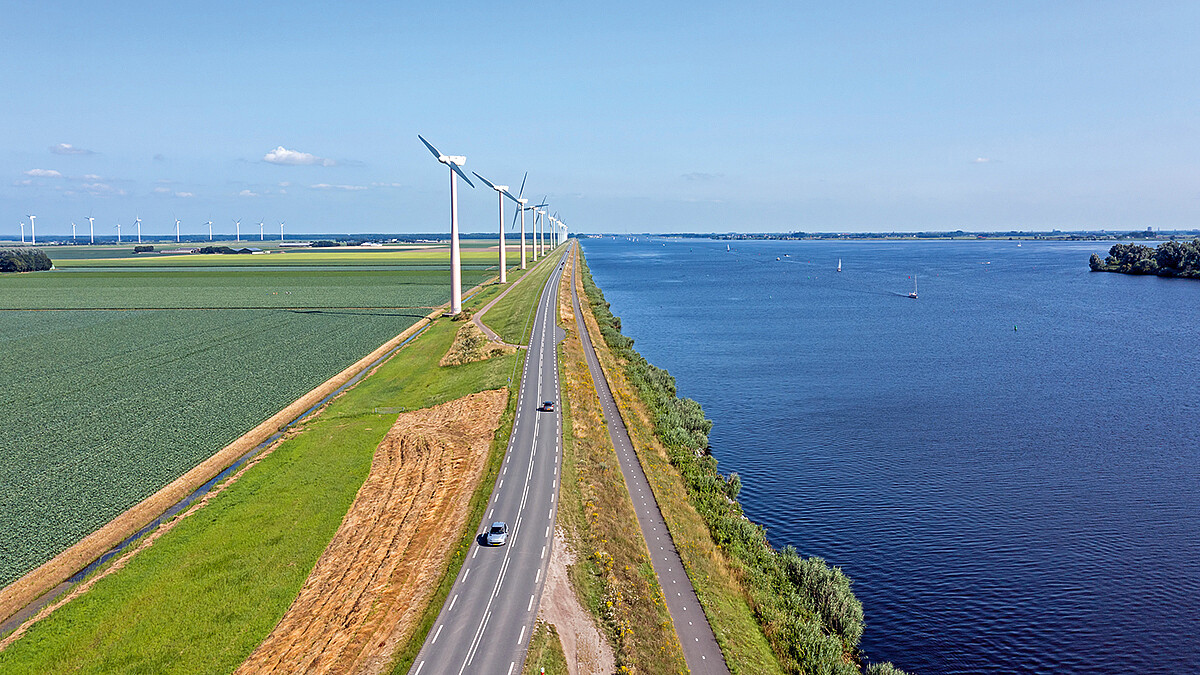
[580,256,906,675]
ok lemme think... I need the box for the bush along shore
[579,257,906,675]
[1089,240,1200,278]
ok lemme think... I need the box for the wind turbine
[508,178,539,270]
[234,219,241,242]
[207,220,213,241]
[26,215,35,244]
[134,216,142,243]
[418,135,475,316]
[472,170,521,284]
[19,221,25,244]
[174,217,181,243]
[87,216,95,244]
[279,221,285,242]
[116,221,122,244]
[532,209,543,262]
[72,222,77,242]
[258,220,264,241]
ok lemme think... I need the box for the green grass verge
[0,303,517,674]
[482,250,563,344]
[522,622,570,675]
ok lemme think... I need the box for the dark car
[541,400,555,412]
[485,521,508,546]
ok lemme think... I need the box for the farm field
[0,252,563,674]
[0,247,502,587]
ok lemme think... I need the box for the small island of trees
[1090,239,1200,279]
[0,248,53,272]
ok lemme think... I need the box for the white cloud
[239,189,260,197]
[154,186,171,194]
[174,191,195,198]
[278,181,291,187]
[82,182,127,196]
[971,157,993,164]
[50,143,95,155]
[82,174,102,180]
[264,146,334,166]
[310,183,367,191]
[371,182,405,188]
[24,168,62,177]
[15,179,33,186]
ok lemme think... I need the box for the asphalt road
[410,246,568,675]
[569,250,730,674]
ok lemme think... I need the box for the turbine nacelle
[439,155,466,166]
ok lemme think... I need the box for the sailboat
[908,276,918,299]
[837,258,842,272]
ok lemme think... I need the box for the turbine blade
[517,172,527,199]
[511,206,521,230]
[501,189,520,205]
[418,135,442,160]
[472,171,497,190]
[451,162,475,187]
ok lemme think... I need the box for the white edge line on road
[431,624,443,644]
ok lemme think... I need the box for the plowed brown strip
[237,388,507,675]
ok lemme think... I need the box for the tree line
[0,248,53,272]
[1090,239,1200,278]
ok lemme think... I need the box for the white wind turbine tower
[532,209,543,261]
[26,215,35,244]
[72,222,77,242]
[174,217,181,243]
[418,135,475,316]
[514,198,528,269]
[258,220,264,241]
[279,221,285,242]
[116,221,122,244]
[134,216,142,243]
[473,170,522,284]
[87,216,95,244]
[19,221,25,244]
[234,219,241,242]
[207,220,213,241]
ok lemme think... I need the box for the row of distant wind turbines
[16,135,569,317]
[417,134,568,315]
[15,215,287,246]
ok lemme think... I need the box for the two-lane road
[411,247,569,675]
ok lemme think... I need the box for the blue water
[580,238,1200,674]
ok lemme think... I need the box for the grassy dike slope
[576,250,905,675]
[554,248,688,674]
[0,260,550,674]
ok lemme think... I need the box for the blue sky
[3,1,1198,236]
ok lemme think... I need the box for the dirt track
[236,388,507,675]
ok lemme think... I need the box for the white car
[485,522,508,546]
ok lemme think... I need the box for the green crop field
[0,247,508,587]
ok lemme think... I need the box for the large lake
[580,237,1200,674]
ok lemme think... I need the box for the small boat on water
[908,276,918,299]
[837,258,842,272]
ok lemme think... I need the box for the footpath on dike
[569,248,730,674]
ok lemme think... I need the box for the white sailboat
[837,258,842,272]
[908,276,918,299]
